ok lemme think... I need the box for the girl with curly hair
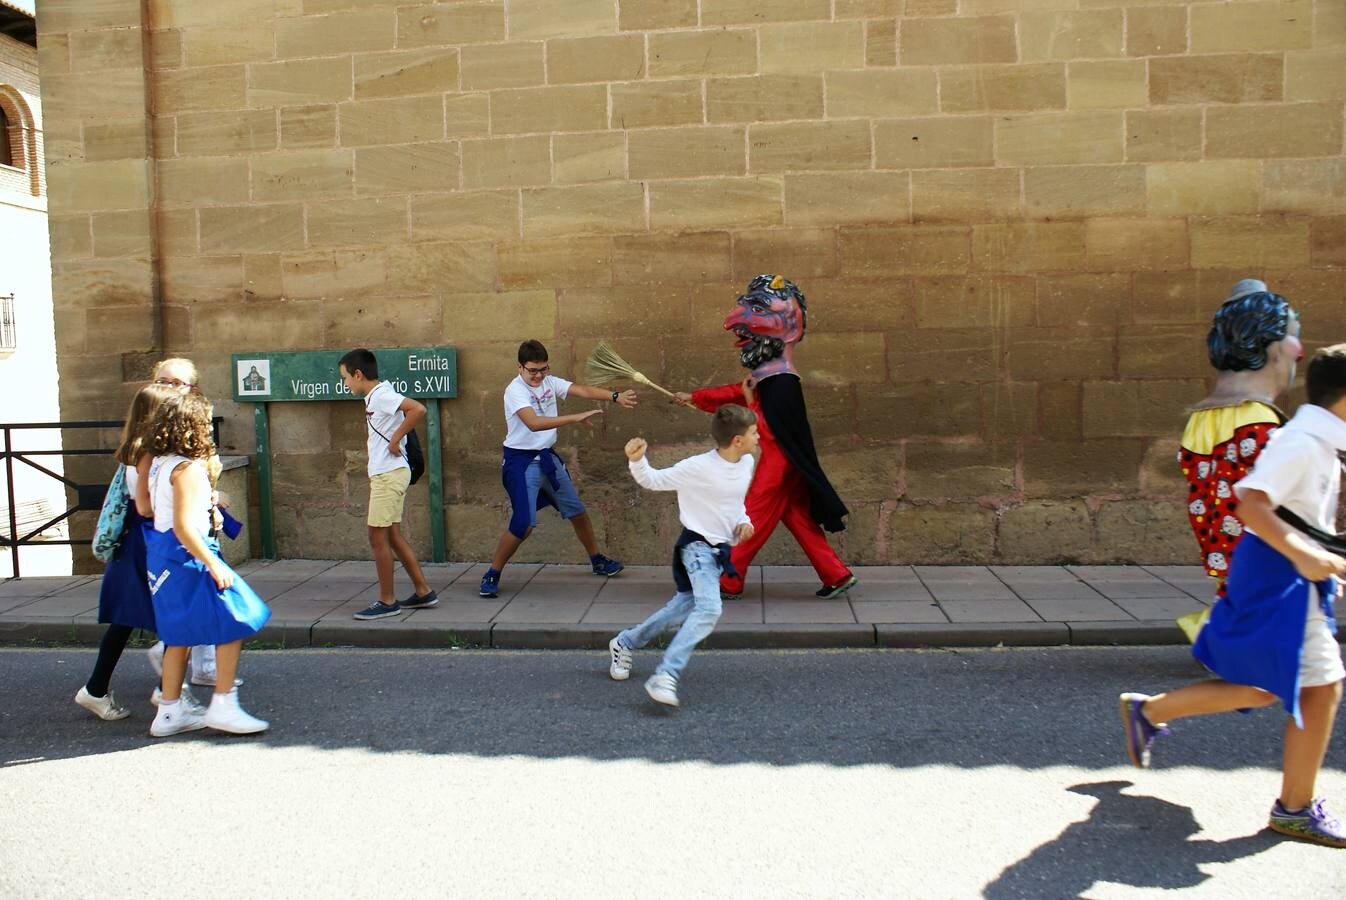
[74,382,180,721]
[144,391,270,737]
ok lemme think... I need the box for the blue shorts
[524,457,585,527]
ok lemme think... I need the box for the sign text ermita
[230,348,457,403]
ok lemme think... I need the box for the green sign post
[231,348,457,562]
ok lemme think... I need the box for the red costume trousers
[692,383,851,594]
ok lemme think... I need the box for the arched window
[0,85,38,196]
[0,103,13,168]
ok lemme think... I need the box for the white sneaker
[150,684,206,717]
[644,672,679,707]
[146,641,164,676]
[149,703,207,737]
[74,686,129,721]
[608,636,632,681]
[204,691,269,735]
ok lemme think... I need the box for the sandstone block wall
[36,0,1346,569]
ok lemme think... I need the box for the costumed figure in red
[673,275,855,600]
[1176,279,1302,641]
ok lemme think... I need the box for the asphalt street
[1,646,1343,897]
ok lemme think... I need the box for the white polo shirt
[364,381,410,477]
[503,374,572,451]
[1236,404,1346,534]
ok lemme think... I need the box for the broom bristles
[585,342,677,399]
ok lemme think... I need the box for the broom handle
[632,372,678,400]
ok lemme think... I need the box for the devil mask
[723,274,808,382]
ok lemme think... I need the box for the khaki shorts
[368,467,410,527]
[1300,585,1345,688]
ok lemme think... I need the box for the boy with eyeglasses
[478,339,637,598]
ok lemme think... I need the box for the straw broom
[585,342,678,400]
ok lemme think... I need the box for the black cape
[756,374,849,533]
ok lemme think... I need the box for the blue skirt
[145,528,270,647]
[1194,532,1337,727]
[97,512,156,630]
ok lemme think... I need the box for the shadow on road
[983,780,1277,898]
[1,646,1339,778]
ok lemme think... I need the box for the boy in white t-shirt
[1120,344,1346,849]
[479,339,637,599]
[338,349,438,621]
[607,405,758,708]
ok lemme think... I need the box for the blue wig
[1207,291,1295,372]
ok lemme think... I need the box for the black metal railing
[1,418,222,578]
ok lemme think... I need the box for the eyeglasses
[522,365,549,376]
[155,377,195,389]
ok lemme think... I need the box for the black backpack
[403,430,425,485]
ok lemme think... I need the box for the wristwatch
[611,390,619,402]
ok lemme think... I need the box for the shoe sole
[1119,694,1147,769]
[401,599,439,609]
[1267,821,1346,848]
[353,611,402,620]
[149,720,208,738]
[479,590,498,598]
[610,668,630,681]
[205,720,269,735]
[593,569,624,577]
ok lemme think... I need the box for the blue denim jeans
[523,456,586,524]
[617,541,723,680]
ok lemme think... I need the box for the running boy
[338,349,438,620]
[1120,344,1346,849]
[478,339,636,598]
[607,405,758,708]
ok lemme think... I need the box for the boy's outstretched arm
[516,405,603,432]
[569,384,638,408]
[1238,489,1346,582]
[624,437,690,491]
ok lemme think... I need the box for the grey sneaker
[608,637,632,681]
[151,684,207,718]
[645,672,679,707]
[75,686,129,721]
[1269,798,1346,848]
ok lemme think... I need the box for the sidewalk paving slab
[3,562,1311,650]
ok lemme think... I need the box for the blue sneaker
[591,555,624,577]
[479,570,500,598]
[1269,798,1346,848]
[402,589,438,609]
[353,600,401,621]
[1119,692,1168,768]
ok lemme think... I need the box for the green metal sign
[229,348,457,402]
[231,348,456,563]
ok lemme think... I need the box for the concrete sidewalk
[0,561,1231,649]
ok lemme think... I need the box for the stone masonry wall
[36,0,1346,570]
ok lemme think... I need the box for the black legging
[85,624,135,698]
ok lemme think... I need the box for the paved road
[1,646,1343,897]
